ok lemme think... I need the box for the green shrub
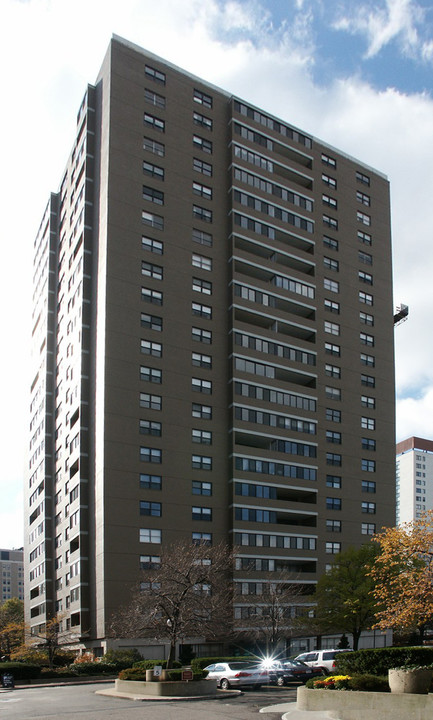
[119,667,206,681]
[335,647,433,676]
[102,648,143,669]
[0,662,41,680]
[9,648,76,667]
[40,667,77,678]
[305,673,389,692]
[190,655,254,672]
[69,662,116,675]
[132,659,181,670]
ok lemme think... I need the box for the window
[358,230,372,245]
[193,205,212,223]
[326,431,341,444]
[360,312,374,327]
[139,420,162,436]
[324,299,340,314]
[360,332,374,347]
[362,459,376,472]
[362,523,375,535]
[359,291,373,305]
[143,185,164,205]
[192,403,212,419]
[324,257,339,272]
[359,271,373,285]
[142,261,163,280]
[141,313,162,331]
[140,447,162,463]
[325,364,341,378]
[193,158,212,177]
[193,135,212,153]
[192,277,212,294]
[192,532,212,545]
[322,173,337,188]
[140,501,162,516]
[324,321,340,336]
[143,161,164,180]
[359,251,373,265]
[361,374,375,388]
[322,194,337,209]
[194,89,213,108]
[357,211,371,226]
[323,215,338,230]
[192,253,212,271]
[325,342,340,357]
[140,554,161,569]
[193,182,212,200]
[326,408,341,423]
[322,153,336,168]
[141,340,162,357]
[142,211,164,230]
[142,236,163,254]
[192,377,212,394]
[362,480,376,493]
[192,455,212,470]
[140,528,162,544]
[360,353,375,367]
[192,327,212,344]
[324,278,339,293]
[192,228,213,247]
[327,519,341,532]
[327,475,341,488]
[362,437,376,451]
[144,89,165,108]
[140,392,162,409]
[362,501,376,514]
[356,190,370,206]
[361,416,375,430]
[192,352,212,369]
[325,387,341,401]
[140,366,162,384]
[326,542,341,554]
[192,429,212,445]
[142,287,163,305]
[323,235,339,251]
[356,170,370,186]
[326,452,342,466]
[145,64,166,85]
[193,111,212,130]
[143,136,165,157]
[143,113,165,132]
[361,395,375,409]
[140,474,162,490]
[192,302,212,318]
[192,480,212,495]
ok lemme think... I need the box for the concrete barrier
[297,685,433,720]
[115,678,217,696]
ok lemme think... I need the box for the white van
[294,649,352,674]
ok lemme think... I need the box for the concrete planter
[297,685,433,720]
[388,668,432,695]
[115,678,217,696]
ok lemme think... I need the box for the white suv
[294,649,352,674]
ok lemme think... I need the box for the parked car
[266,659,325,686]
[204,661,268,689]
[294,649,353,674]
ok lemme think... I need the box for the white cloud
[333,0,427,60]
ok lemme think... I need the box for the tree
[0,598,24,659]
[111,541,234,668]
[234,570,307,656]
[27,615,81,668]
[369,511,433,640]
[311,544,378,650]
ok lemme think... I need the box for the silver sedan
[204,661,268,689]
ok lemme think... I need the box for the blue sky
[2,0,433,547]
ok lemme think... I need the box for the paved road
[0,682,298,720]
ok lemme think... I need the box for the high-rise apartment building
[1,548,24,605]
[396,437,433,524]
[25,36,395,654]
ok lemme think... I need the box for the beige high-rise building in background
[396,437,433,524]
[25,36,396,655]
[0,548,24,605]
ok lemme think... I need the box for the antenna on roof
[393,304,409,327]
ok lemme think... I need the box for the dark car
[267,659,325,686]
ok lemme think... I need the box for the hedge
[335,647,433,676]
[0,663,42,680]
[305,673,389,692]
[119,667,205,681]
[190,656,255,672]
[132,659,182,670]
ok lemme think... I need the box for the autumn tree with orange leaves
[370,511,433,641]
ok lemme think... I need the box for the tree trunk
[166,641,176,669]
[352,629,361,651]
